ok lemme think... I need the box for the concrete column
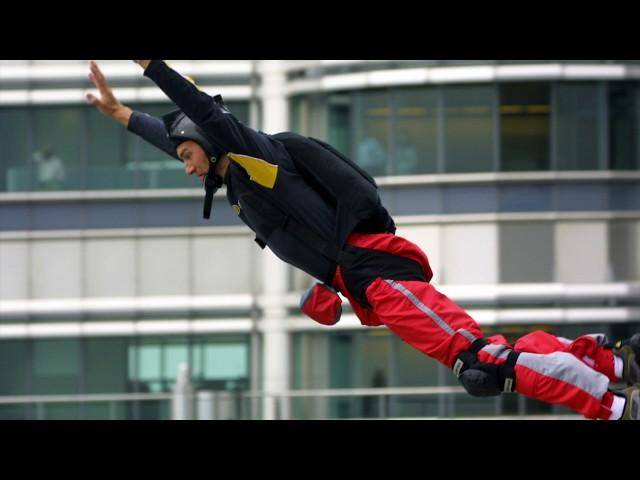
[257,61,291,420]
[196,391,236,420]
[172,363,194,420]
[258,60,289,134]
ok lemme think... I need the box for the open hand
[86,61,131,126]
[86,61,122,116]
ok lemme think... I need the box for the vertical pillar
[257,61,291,420]
[172,363,194,420]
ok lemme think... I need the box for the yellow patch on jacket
[228,153,279,189]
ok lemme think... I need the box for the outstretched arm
[87,61,178,160]
[132,60,273,160]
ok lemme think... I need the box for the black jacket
[128,60,424,304]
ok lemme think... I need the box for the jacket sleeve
[143,60,276,160]
[127,110,180,161]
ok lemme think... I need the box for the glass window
[290,95,324,139]
[327,93,353,157]
[554,83,605,170]
[32,338,81,394]
[328,333,355,418]
[355,90,390,177]
[0,108,30,192]
[329,334,353,389]
[84,337,129,394]
[164,338,189,380]
[86,107,131,190]
[395,337,439,387]
[444,85,495,173]
[393,88,438,174]
[291,333,304,390]
[125,102,190,190]
[359,331,391,389]
[290,96,303,134]
[452,394,502,417]
[192,335,250,390]
[128,337,163,393]
[390,339,442,418]
[126,335,251,394]
[308,95,328,141]
[500,82,550,172]
[0,340,29,396]
[138,342,162,384]
[0,404,29,421]
[1,99,250,193]
[359,331,391,418]
[609,82,640,170]
[201,344,247,379]
[32,106,84,191]
[226,101,250,125]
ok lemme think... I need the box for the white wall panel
[442,224,498,284]
[84,238,136,297]
[191,235,257,295]
[397,225,443,284]
[0,241,29,299]
[138,237,190,296]
[556,221,608,283]
[30,239,82,298]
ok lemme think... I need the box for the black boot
[616,387,640,420]
[612,333,640,385]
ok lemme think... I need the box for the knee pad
[453,345,519,397]
[458,368,502,397]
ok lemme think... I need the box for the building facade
[1,60,640,419]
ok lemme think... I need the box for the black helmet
[162,110,222,162]
[161,109,224,220]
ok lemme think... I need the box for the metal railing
[0,392,173,420]
[231,387,582,420]
[0,386,582,420]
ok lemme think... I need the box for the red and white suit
[332,232,618,420]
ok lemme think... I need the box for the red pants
[334,233,618,419]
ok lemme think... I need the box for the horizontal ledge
[0,294,255,317]
[2,171,638,204]
[287,64,637,94]
[0,85,252,105]
[0,319,255,338]
[3,283,640,319]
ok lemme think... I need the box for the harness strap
[500,350,520,393]
[202,169,222,220]
[452,338,488,377]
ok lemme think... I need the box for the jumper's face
[177,140,210,181]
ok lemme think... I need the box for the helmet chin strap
[202,157,223,219]
[163,108,226,219]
